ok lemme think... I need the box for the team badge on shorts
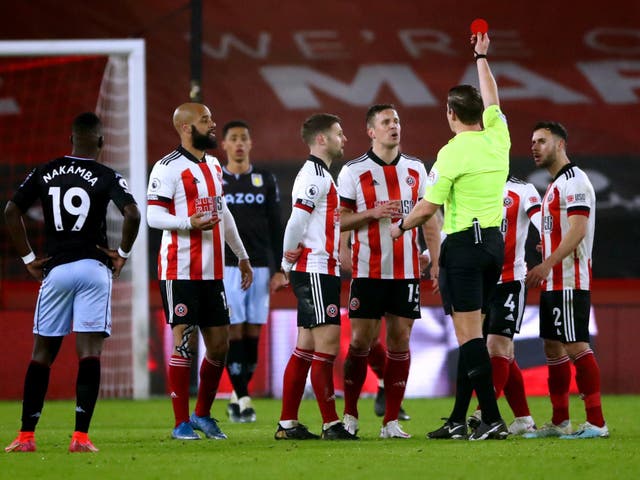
[349,297,360,311]
[174,303,188,317]
[326,304,339,317]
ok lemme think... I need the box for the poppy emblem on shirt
[174,304,188,317]
[405,176,416,187]
[326,304,338,318]
[503,197,513,207]
[251,173,264,187]
[349,298,360,310]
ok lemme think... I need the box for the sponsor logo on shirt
[225,192,266,205]
[194,196,222,219]
[567,193,586,203]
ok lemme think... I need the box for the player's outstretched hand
[239,259,253,290]
[25,256,51,282]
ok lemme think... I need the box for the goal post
[0,39,149,399]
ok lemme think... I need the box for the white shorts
[34,259,112,337]
[223,266,270,325]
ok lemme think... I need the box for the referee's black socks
[461,338,501,424]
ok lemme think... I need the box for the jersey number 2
[48,186,90,231]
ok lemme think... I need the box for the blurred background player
[275,113,357,441]
[524,121,608,439]
[4,112,140,453]
[467,175,542,436]
[220,120,287,423]
[147,103,252,441]
[338,104,441,439]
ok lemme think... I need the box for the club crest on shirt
[545,192,554,203]
[405,176,416,187]
[251,173,264,187]
[326,304,339,318]
[503,197,513,207]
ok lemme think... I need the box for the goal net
[0,40,149,399]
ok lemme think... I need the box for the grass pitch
[1,395,638,480]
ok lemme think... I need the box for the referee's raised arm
[472,32,499,108]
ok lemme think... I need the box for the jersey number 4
[48,186,90,231]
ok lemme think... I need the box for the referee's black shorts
[438,227,504,315]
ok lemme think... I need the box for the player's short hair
[222,120,250,138]
[366,103,396,128]
[72,112,102,136]
[447,85,483,125]
[301,113,341,145]
[533,121,568,142]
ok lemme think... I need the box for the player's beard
[191,125,217,150]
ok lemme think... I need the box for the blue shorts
[34,259,112,337]
[223,266,270,325]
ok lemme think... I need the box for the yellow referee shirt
[424,105,510,234]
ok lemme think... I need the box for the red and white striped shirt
[337,149,428,279]
[500,178,541,283]
[540,163,595,291]
[147,146,226,280]
[286,156,340,276]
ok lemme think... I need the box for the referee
[390,31,509,440]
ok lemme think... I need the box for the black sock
[226,339,248,398]
[21,361,51,431]
[462,338,501,424]
[75,357,101,433]
[449,348,473,423]
[243,336,260,386]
